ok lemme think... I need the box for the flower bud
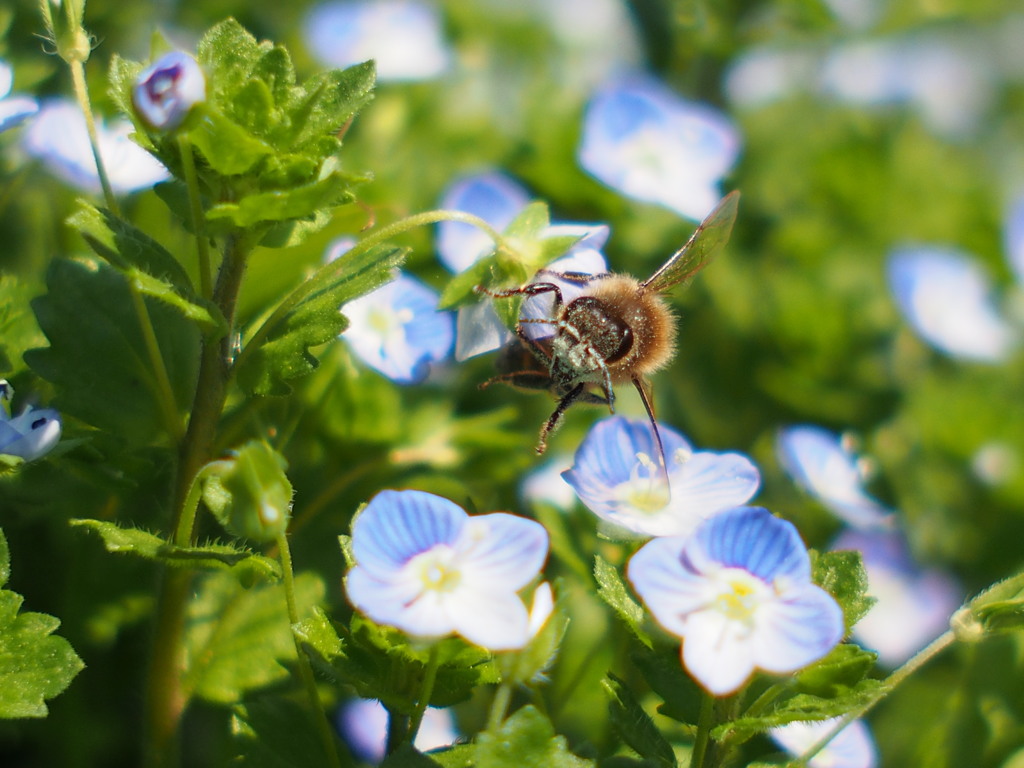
[132,51,206,131]
[201,441,292,543]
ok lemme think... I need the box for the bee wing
[641,190,740,292]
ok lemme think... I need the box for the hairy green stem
[691,692,716,768]
[144,233,252,768]
[277,531,344,768]
[177,135,213,299]
[68,59,119,216]
[486,682,514,733]
[128,283,185,443]
[797,629,956,765]
[232,209,506,377]
[407,645,441,748]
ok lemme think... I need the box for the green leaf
[236,243,407,396]
[26,258,200,446]
[187,107,275,176]
[604,673,677,768]
[0,529,84,718]
[232,697,337,768]
[381,744,447,768]
[201,441,293,543]
[631,645,701,726]
[504,201,550,240]
[70,519,281,582]
[0,275,47,376]
[475,706,593,768]
[594,555,650,646]
[184,571,324,703]
[292,62,376,146]
[438,256,497,311]
[812,550,874,633]
[205,170,365,227]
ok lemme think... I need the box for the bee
[478,191,740,464]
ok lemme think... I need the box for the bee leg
[536,382,587,454]
[480,370,552,392]
[475,281,565,308]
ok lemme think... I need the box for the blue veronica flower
[304,0,450,82]
[336,697,457,764]
[578,76,740,221]
[562,416,760,539]
[340,270,454,384]
[436,171,610,360]
[770,717,878,768]
[0,384,61,462]
[627,506,845,695]
[833,529,960,667]
[776,425,893,530]
[0,60,38,133]
[345,489,550,651]
[132,51,206,131]
[24,99,169,194]
[888,246,1015,362]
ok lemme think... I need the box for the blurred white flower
[888,246,1016,363]
[24,99,169,194]
[770,717,878,768]
[336,698,457,764]
[520,453,577,510]
[834,529,960,666]
[579,76,740,221]
[725,47,817,108]
[304,1,450,82]
[776,425,893,530]
[0,59,38,133]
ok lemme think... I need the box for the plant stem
[232,209,505,377]
[277,531,344,768]
[407,645,441,748]
[691,692,716,768]
[144,233,252,768]
[128,282,185,443]
[177,135,213,299]
[797,629,956,765]
[486,682,514,733]
[67,59,119,216]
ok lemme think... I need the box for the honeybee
[479,191,740,463]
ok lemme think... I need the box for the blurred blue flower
[770,717,878,768]
[833,529,960,667]
[132,51,206,131]
[888,246,1016,363]
[776,425,893,530]
[23,99,169,194]
[345,489,550,650]
[0,60,38,133]
[0,383,61,462]
[1003,194,1024,287]
[520,454,577,510]
[304,0,450,82]
[336,697,457,764]
[628,506,845,695]
[340,271,454,384]
[578,76,740,221]
[562,416,760,539]
[436,171,610,360]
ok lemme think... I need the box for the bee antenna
[631,376,670,498]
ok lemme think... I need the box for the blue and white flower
[1003,194,1024,289]
[628,506,845,695]
[770,717,878,768]
[336,697,457,764]
[24,99,169,194]
[578,76,740,221]
[887,246,1015,363]
[0,383,61,462]
[0,59,38,133]
[345,489,550,651]
[776,425,893,530]
[834,529,960,667]
[132,51,206,131]
[563,416,760,539]
[304,0,450,82]
[436,171,610,360]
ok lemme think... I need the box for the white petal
[681,608,756,695]
[456,513,548,592]
[445,585,531,651]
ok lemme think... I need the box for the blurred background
[1,0,1024,765]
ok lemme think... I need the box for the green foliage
[811,549,875,633]
[594,555,650,646]
[475,706,594,768]
[235,242,408,395]
[201,441,293,542]
[604,672,677,768]
[0,276,47,375]
[231,698,338,767]
[0,529,83,718]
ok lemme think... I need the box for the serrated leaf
[631,645,701,726]
[438,257,496,311]
[293,62,376,146]
[0,530,84,718]
[812,550,874,632]
[791,644,878,695]
[206,171,363,227]
[26,258,200,446]
[604,673,677,768]
[70,519,281,581]
[232,697,336,768]
[476,705,593,768]
[236,243,407,395]
[187,107,275,176]
[0,275,47,376]
[594,555,650,646]
[184,571,325,703]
